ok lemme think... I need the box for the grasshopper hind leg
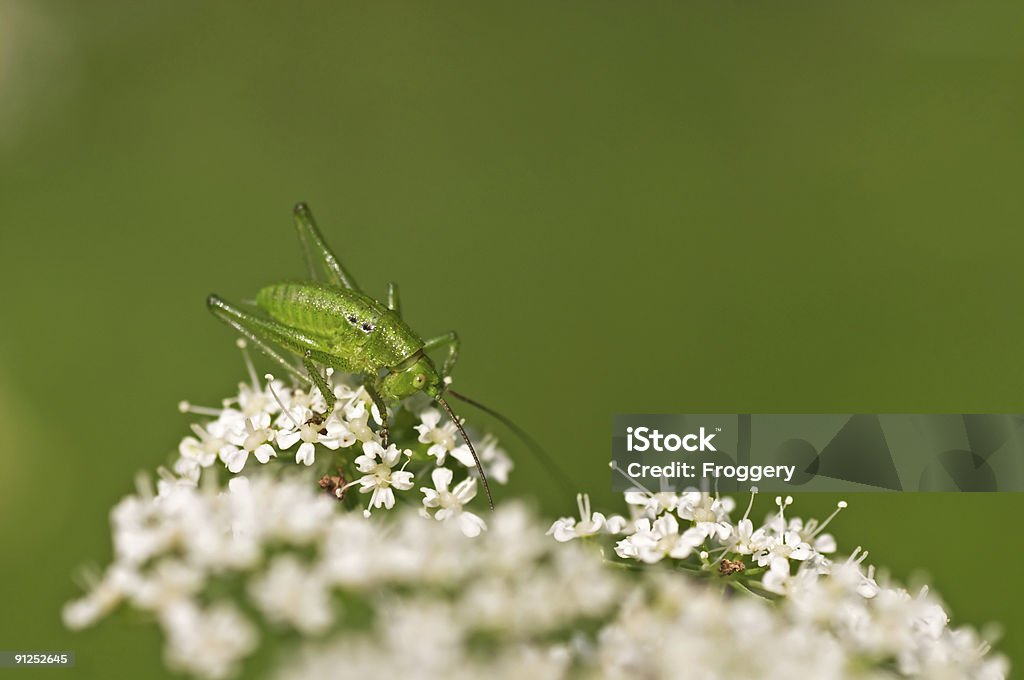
[207,295,309,385]
[293,203,361,291]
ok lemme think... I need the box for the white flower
[226,475,336,548]
[278,385,323,417]
[167,460,201,487]
[777,502,847,554]
[478,434,513,484]
[126,559,204,611]
[446,444,479,470]
[759,498,814,565]
[834,548,880,599]
[353,441,414,513]
[278,416,356,467]
[756,530,814,571]
[249,555,334,634]
[731,518,770,555]
[676,492,733,541]
[231,379,281,418]
[624,491,681,518]
[414,408,461,464]
[178,423,227,472]
[343,399,382,443]
[110,492,178,565]
[615,515,704,564]
[547,493,615,542]
[62,564,136,630]
[159,600,258,680]
[219,415,277,473]
[420,467,487,537]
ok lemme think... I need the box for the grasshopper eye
[413,373,426,388]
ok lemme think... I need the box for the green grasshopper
[207,203,498,508]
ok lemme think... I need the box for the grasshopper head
[380,356,442,401]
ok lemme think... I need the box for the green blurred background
[1,1,1022,677]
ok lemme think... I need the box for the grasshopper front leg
[422,331,460,380]
[366,381,391,446]
[302,350,336,423]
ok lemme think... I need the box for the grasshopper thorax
[379,353,442,402]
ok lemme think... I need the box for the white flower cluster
[172,341,510,528]
[63,475,323,678]
[550,490,841,581]
[550,490,1008,679]
[63,474,616,679]
[65,474,1007,679]
[62,354,1007,679]
[611,491,839,586]
[599,568,1007,680]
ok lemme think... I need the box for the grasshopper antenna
[436,395,495,511]
[447,389,574,497]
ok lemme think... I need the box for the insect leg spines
[422,331,460,378]
[292,203,361,291]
